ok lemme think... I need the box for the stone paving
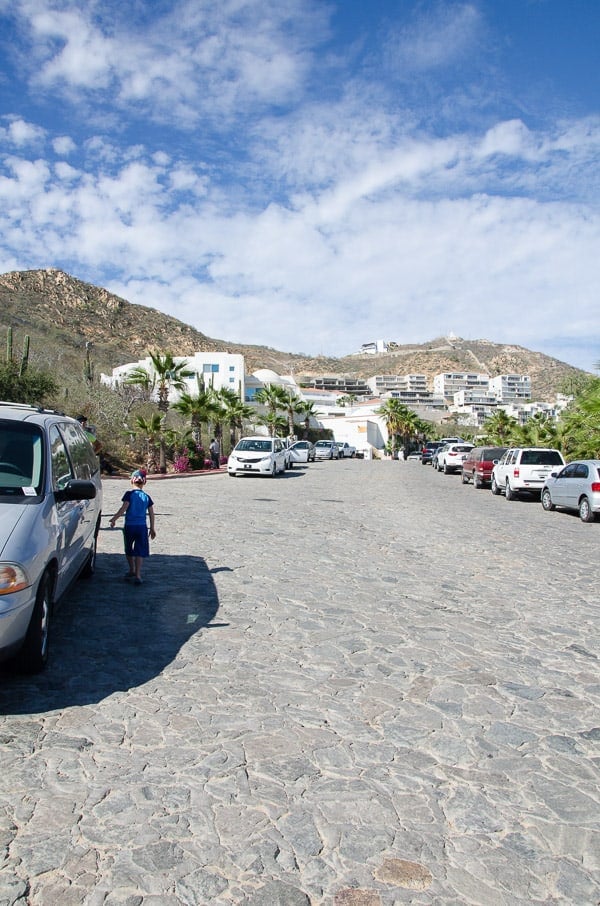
[0,459,599,905]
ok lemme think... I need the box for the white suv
[491,447,566,500]
[436,442,474,474]
[227,436,287,477]
[0,403,103,672]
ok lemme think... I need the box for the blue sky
[0,0,598,372]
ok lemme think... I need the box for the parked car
[541,460,600,522]
[288,440,316,463]
[491,447,566,500]
[227,436,287,477]
[0,402,103,673]
[461,446,508,488]
[336,442,356,458]
[436,442,474,474]
[431,444,448,471]
[314,440,340,460]
[421,441,444,465]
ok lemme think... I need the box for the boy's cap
[131,469,146,483]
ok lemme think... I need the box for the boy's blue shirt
[122,488,154,526]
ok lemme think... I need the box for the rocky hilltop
[0,268,587,399]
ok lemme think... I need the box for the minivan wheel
[505,481,516,501]
[18,572,52,674]
[81,523,100,578]
[473,474,482,489]
[461,470,469,484]
[579,496,595,523]
[491,477,501,495]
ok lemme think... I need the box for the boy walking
[109,469,156,585]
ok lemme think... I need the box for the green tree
[376,400,419,455]
[481,409,519,445]
[296,400,321,436]
[214,388,255,451]
[135,413,163,474]
[0,360,58,405]
[254,383,289,436]
[126,352,194,471]
[172,386,220,448]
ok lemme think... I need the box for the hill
[0,268,587,400]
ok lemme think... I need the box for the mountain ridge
[0,268,587,400]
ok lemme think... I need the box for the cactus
[19,335,30,376]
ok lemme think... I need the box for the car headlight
[0,564,30,595]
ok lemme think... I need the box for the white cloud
[4,117,45,146]
[52,135,77,155]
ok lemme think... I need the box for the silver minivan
[0,403,103,672]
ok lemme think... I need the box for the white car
[436,443,474,474]
[491,447,566,500]
[227,436,287,477]
[336,442,356,458]
[288,441,315,463]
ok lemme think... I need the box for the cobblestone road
[1,459,599,905]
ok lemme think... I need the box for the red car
[461,446,508,488]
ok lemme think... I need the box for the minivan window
[60,422,99,480]
[50,425,75,491]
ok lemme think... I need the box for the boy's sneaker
[124,573,135,581]
[133,578,143,585]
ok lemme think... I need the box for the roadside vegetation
[2,328,599,471]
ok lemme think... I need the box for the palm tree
[125,351,194,414]
[296,400,321,436]
[215,388,255,450]
[257,411,288,437]
[481,409,519,445]
[126,352,194,470]
[172,387,219,448]
[279,388,305,438]
[135,413,163,474]
[376,400,418,456]
[254,383,288,436]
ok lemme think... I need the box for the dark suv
[421,442,444,465]
[0,403,102,672]
[461,446,508,488]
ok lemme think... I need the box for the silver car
[314,440,340,460]
[541,460,600,522]
[0,403,103,672]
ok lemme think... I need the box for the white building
[101,352,245,402]
[433,372,490,400]
[489,374,531,403]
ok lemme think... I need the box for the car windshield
[0,422,44,496]
[520,450,564,465]
[236,439,272,453]
[316,442,331,447]
[293,442,308,449]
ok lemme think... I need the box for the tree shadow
[0,552,223,715]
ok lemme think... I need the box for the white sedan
[288,441,315,463]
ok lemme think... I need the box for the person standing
[109,469,156,585]
[209,437,220,469]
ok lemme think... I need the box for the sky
[0,0,599,372]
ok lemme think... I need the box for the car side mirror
[55,479,97,502]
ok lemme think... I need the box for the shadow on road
[0,552,223,715]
